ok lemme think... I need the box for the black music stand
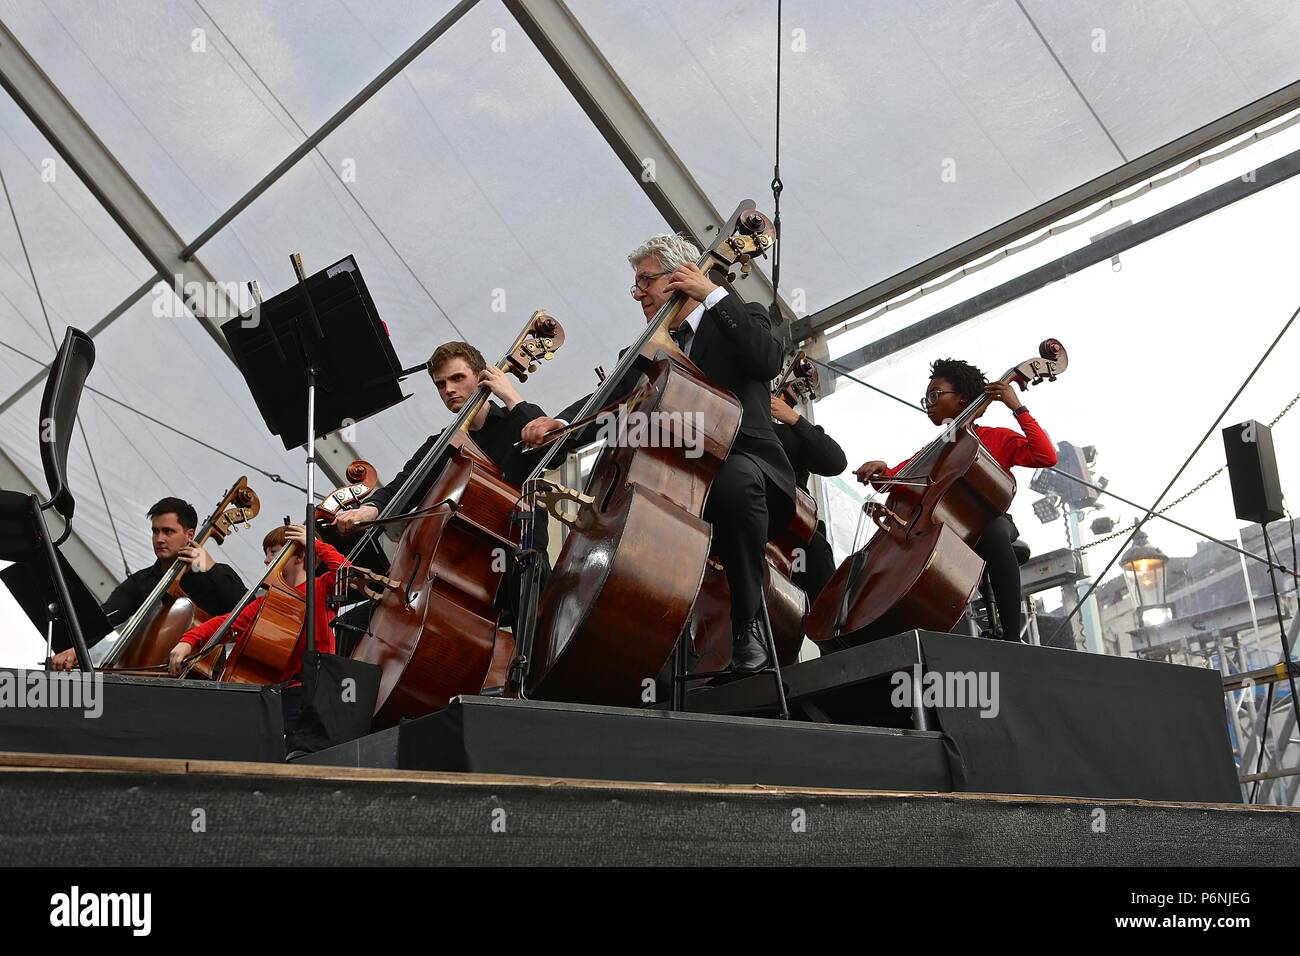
[221,254,403,716]
[222,255,406,451]
[1,555,112,669]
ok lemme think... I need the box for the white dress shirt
[674,286,729,358]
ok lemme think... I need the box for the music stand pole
[43,602,57,671]
[289,254,323,675]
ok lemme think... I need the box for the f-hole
[403,551,421,604]
[599,463,623,514]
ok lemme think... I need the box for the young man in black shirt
[333,341,546,532]
[49,496,246,669]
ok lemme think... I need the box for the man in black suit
[49,496,246,669]
[521,234,796,672]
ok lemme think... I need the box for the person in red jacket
[854,357,1057,640]
[168,523,347,683]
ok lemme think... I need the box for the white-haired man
[521,234,795,673]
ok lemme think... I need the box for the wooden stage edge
[0,750,1287,816]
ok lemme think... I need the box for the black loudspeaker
[1222,420,1285,524]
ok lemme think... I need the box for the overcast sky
[817,121,1300,600]
[5,119,1300,668]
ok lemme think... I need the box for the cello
[806,339,1067,647]
[182,461,382,684]
[686,352,820,672]
[100,478,260,672]
[350,312,564,726]
[196,535,308,685]
[516,200,775,706]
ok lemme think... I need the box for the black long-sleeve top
[773,415,848,491]
[93,559,246,643]
[366,401,545,516]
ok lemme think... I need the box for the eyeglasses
[630,271,670,295]
[920,389,958,409]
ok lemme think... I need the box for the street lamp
[1121,529,1172,628]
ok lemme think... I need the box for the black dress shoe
[731,618,771,673]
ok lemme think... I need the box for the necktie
[672,323,693,356]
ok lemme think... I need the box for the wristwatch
[1012,405,1030,417]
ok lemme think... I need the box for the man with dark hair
[49,496,246,669]
[332,340,547,533]
[148,496,197,531]
[855,357,1056,640]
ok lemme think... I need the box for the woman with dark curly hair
[853,358,1057,640]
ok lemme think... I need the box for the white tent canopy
[1,0,1299,599]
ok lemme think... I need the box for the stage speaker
[1222,420,1284,524]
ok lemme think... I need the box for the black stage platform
[304,695,954,792]
[305,631,1242,803]
[0,631,1243,805]
[678,630,1242,802]
[0,667,283,762]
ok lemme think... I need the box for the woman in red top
[854,358,1057,640]
[167,523,348,680]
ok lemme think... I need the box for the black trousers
[704,452,793,633]
[974,513,1022,640]
[792,521,836,606]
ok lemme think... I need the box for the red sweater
[181,540,348,683]
[881,409,1057,478]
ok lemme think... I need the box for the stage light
[1033,496,1060,524]
[1057,441,1100,509]
[1091,516,1115,535]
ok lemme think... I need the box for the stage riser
[0,770,1291,865]
[0,668,282,762]
[683,631,1243,803]
[307,696,954,793]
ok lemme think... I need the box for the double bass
[807,340,1067,647]
[182,461,381,683]
[517,200,775,705]
[100,478,260,672]
[686,352,820,672]
[350,312,564,726]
